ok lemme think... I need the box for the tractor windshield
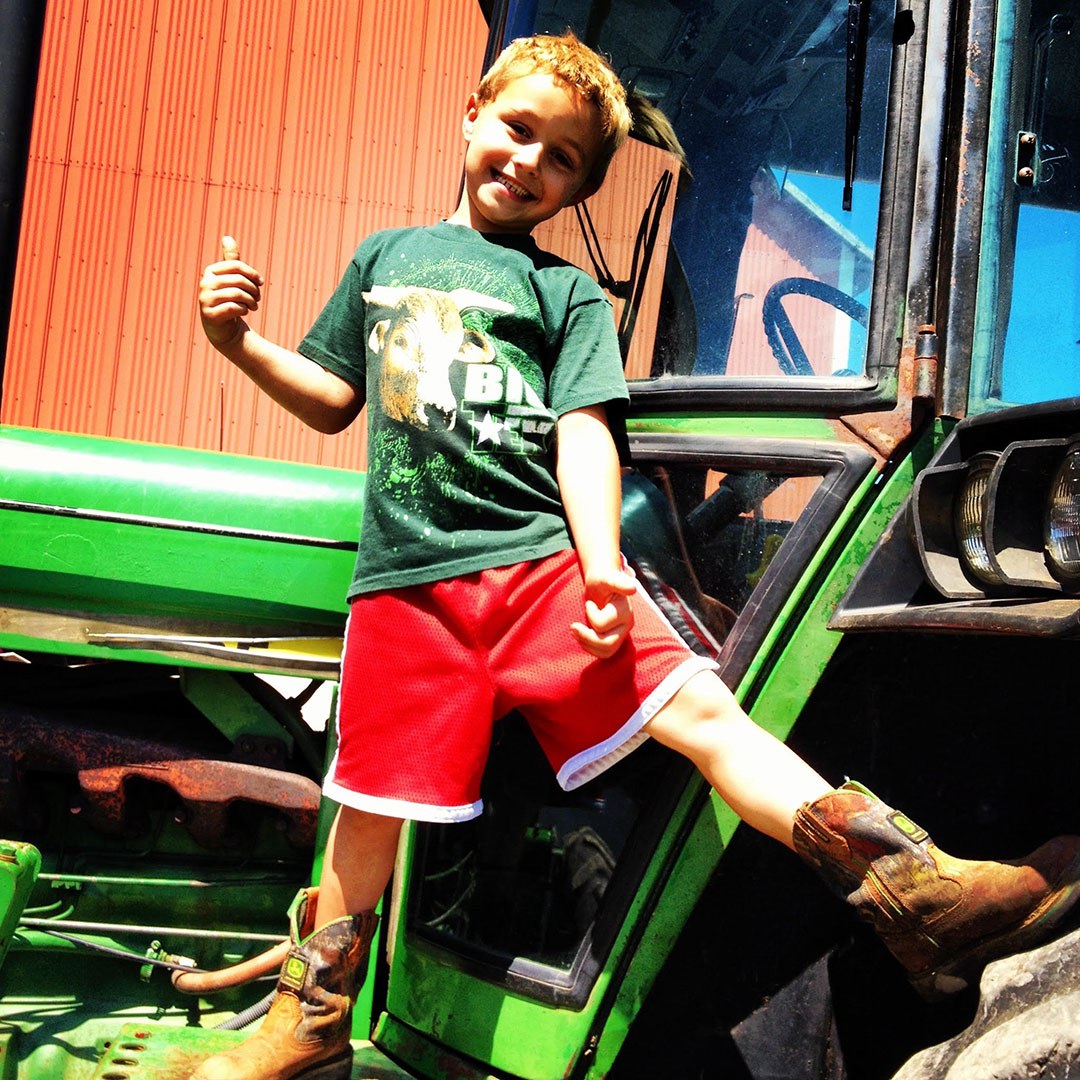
[529,0,897,382]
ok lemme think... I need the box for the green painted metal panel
[626,415,840,441]
[0,427,363,536]
[0,842,39,977]
[586,785,733,1077]
[0,426,364,663]
[0,1029,17,1080]
[373,1014,498,1080]
[580,433,935,1077]
[383,780,703,1079]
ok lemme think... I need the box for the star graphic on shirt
[469,411,508,446]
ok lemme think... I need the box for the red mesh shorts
[323,549,718,822]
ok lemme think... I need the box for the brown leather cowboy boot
[793,781,1080,999]
[192,888,379,1080]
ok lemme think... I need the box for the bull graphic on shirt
[362,286,514,432]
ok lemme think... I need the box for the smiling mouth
[492,170,534,201]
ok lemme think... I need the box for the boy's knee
[648,669,744,742]
[674,668,740,720]
[335,803,405,837]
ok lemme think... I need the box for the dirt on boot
[793,781,1080,999]
[191,890,379,1080]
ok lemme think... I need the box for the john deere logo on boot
[281,954,308,990]
[889,811,928,843]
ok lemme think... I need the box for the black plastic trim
[628,375,890,415]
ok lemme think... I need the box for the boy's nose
[514,141,542,171]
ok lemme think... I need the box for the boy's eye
[508,121,529,137]
[550,148,581,172]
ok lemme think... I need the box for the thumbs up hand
[198,236,264,348]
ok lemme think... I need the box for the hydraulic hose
[172,939,289,994]
[214,988,278,1030]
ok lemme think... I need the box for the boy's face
[455,72,603,234]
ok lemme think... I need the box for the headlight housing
[831,398,1080,636]
[913,435,1080,597]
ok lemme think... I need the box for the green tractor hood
[0,426,363,676]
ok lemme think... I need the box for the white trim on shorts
[323,749,484,823]
[556,653,717,791]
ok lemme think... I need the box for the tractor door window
[972,0,1080,408]
[406,462,821,993]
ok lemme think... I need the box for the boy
[194,33,1080,1080]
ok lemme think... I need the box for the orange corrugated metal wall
[2,0,673,469]
[2,0,490,468]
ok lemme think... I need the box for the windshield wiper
[843,0,872,211]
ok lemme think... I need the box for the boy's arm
[198,237,363,434]
[556,404,636,659]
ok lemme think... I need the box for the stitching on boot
[861,872,943,947]
[795,810,834,846]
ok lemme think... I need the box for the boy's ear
[462,93,480,138]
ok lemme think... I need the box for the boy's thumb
[221,236,240,262]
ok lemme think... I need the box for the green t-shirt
[298,221,629,598]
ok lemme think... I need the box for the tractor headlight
[912,435,1080,597]
[1044,446,1080,583]
[954,452,1001,586]
[832,399,1080,636]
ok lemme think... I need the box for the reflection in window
[407,463,821,978]
[623,466,823,645]
[528,0,893,379]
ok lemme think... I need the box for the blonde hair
[475,32,632,188]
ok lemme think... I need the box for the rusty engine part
[0,706,320,849]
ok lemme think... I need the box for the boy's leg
[193,574,495,1080]
[642,668,831,849]
[317,804,404,922]
[192,805,401,1080]
[645,669,1080,999]
[790,781,1080,998]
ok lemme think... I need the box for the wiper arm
[843,0,872,211]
